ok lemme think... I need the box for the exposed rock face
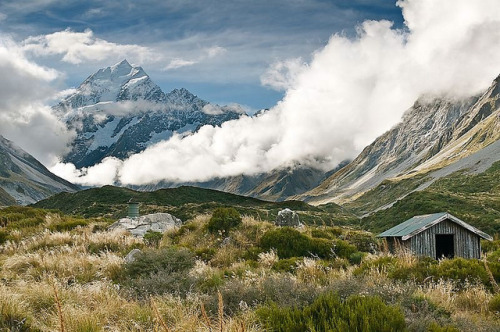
[108,212,181,237]
[0,135,79,205]
[305,74,500,205]
[275,208,301,227]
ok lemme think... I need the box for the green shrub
[345,232,378,252]
[0,229,8,245]
[272,257,300,272]
[488,293,500,312]
[204,275,319,315]
[256,292,406,332]
[7,217,45,229]
[207,207,242,235]
[117,247,196,297]
[427,322,459,332]
[260,228,337,259]
[311,229,334,240]
[331,239,357,258]
[143,230,163,247]
[431,258,489,285]
[348,252,365,265]
[120,247,195,280]
[389,256,437,282]
[48,218,88,232]
[353,256,398,276]
[242,247,264,260]
[195,247,217,261]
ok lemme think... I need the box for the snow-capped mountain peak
[58,59,163,110]
[55,61,244,168]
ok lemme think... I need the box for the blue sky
[0,0,403,109]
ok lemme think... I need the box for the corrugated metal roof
[377,212,492,241]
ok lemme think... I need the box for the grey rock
[108,212,181,237]
[124,249,142,263]
[220,237,231,247]
[275,208,301,227]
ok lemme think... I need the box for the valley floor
[1,207,500,331]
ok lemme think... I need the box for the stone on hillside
[124,249,142,263]
[275,208,301,227]
[108,212,182,237]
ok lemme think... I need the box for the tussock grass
[1,207,500,331]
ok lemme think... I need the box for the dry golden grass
[1,214,500,331]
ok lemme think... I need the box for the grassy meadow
[1,206,500,331]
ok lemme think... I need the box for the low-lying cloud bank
[0,37,75,165]
[51,0,500,186]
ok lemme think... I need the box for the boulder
[275,208,301,227]
[124,249,142,263]
[108,212,181,237]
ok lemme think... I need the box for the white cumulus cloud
[52,0,500,186]
[164,58,197,70]
[0,36,74,165]
[22,28,155,64]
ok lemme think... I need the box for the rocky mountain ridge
[0,135,79,205]
[304,74,500,207]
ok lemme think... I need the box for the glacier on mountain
[54,60,243,168]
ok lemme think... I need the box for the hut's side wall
[409,219,481,259]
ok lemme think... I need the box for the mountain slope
[360,160,500,235]
[56,60,243,168]
[304,75,500,206]
[32,185,358,225]
[138,165,330,202]
[0,135,79,205]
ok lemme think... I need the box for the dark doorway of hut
[436,234,454,259]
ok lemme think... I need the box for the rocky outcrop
[275,208,301,227]
[108,212,181,237]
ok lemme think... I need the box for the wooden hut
[377,212,492,259]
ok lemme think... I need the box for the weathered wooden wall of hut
[408,219,481,259]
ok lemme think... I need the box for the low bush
[120,247,195,279]
[348,252,365,265]
[117,247,196,297]
[344,232,378,252]
[260,228,343,259]
[204,275,319,315]
[48,218,88,232]
[6,217,45,229]
[389,256,437,282]
[143,230,163,247]
[256,292,406,332]
[353,256,398,276]
[273,257,300,272]
[488,293,500,312]
[310,229,334,240]
[0,229,8,245]
[207,207,242,235]
[431,258,489,285]
[195,247,217,261]
[331,239,357,258]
